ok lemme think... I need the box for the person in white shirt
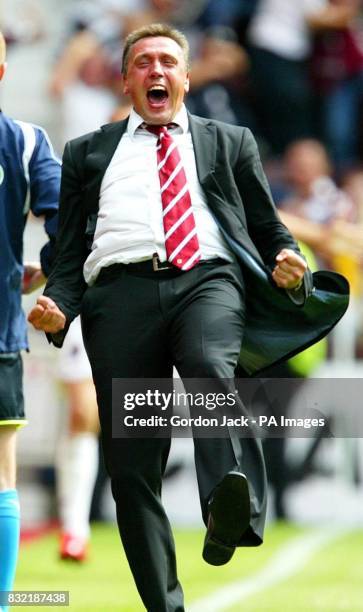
[247,0,327,153]
[56,316,99,562]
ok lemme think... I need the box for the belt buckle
[152,253,171,271]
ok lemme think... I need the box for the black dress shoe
[202,471,250,566]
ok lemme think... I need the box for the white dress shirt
[83,104,233,285]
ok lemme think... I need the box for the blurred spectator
[187,26,251,125]
[49,0,148,141]
[56,317,100,563]
[281,139,354,221]
[0,0,44,45]
[278,139,363,268]
[341,168,363,222]
[262,138,363,513]
[278,138,363,360]
[246,0,357,155]
[311,0,363,171]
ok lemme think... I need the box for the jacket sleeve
[233,128,312,305]
[43,140,88,346]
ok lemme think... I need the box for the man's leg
[168,260,267,547]
[0,426,20,612]
[0,354,25,610]
[81,267,184,612]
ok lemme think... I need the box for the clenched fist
[28,296,66,333]
[272,249,307,290]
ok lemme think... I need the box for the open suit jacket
[44,113,349,375]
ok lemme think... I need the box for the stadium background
[1,1,363,610]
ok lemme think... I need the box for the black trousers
[81,259,267,612]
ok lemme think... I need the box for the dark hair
[122,23,189,75]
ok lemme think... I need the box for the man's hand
[28,296,66,333]
[272,249,307,289]
[22,262,46,294]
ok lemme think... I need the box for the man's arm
[28,138,88,345]
[233,128,310,298]
[28,125,61,275]
[233,129,302,264]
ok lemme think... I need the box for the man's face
[123,36,189,125]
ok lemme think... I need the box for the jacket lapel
[84,114,216,191]
[84,119,128,191]
[81,119,128,218]
[188,113,216,184]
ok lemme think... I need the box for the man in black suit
[28,23,348,612]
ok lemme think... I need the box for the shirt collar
[127,104,189,138]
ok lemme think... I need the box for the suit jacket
[44,113,349,375]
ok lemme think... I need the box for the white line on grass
[188,525,350,612]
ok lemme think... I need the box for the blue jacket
[0,111,60,353]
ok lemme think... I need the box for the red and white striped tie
[148,125,201,271]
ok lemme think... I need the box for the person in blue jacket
[0,31,60,608]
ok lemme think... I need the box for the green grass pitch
[14,522,363,611]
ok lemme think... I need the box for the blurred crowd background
[1,0,363,532]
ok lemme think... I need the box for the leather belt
[125,253,176,272]
[96,254,227,282]
[152,253,174,271]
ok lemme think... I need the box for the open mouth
[147,86,169,106]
